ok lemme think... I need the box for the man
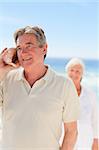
[0,26,80,150]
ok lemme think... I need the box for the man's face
[16,34,47,69]
[67,64,83,85]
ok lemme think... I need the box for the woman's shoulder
[81,84,97,101]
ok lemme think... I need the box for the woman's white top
[75,85,98,149]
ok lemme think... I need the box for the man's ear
[43,44,48,55]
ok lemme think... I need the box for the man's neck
[24,65,48,87]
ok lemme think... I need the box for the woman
[65,58,98,150]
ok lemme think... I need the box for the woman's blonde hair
[65,58,85,75]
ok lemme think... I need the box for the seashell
[3,48,17,65]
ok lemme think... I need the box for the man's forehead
[16,34,37,45]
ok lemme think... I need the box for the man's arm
[92,138,99,150]
[60,121,78,150]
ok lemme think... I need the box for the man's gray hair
[14,26,47,47]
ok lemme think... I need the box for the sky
[0,0,98,59]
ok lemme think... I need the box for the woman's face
[67,64,83,85]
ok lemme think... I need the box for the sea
[45,57,99,102]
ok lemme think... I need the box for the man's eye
[70,69,74,72]
[76,71,80,74]
[27,44,33,48]
[28,45,31,47]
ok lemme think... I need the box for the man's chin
[22,62,33,68]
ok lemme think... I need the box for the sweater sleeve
[62,79,80,123]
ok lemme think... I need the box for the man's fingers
[1,48,7,54]
[7,62,20,68]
